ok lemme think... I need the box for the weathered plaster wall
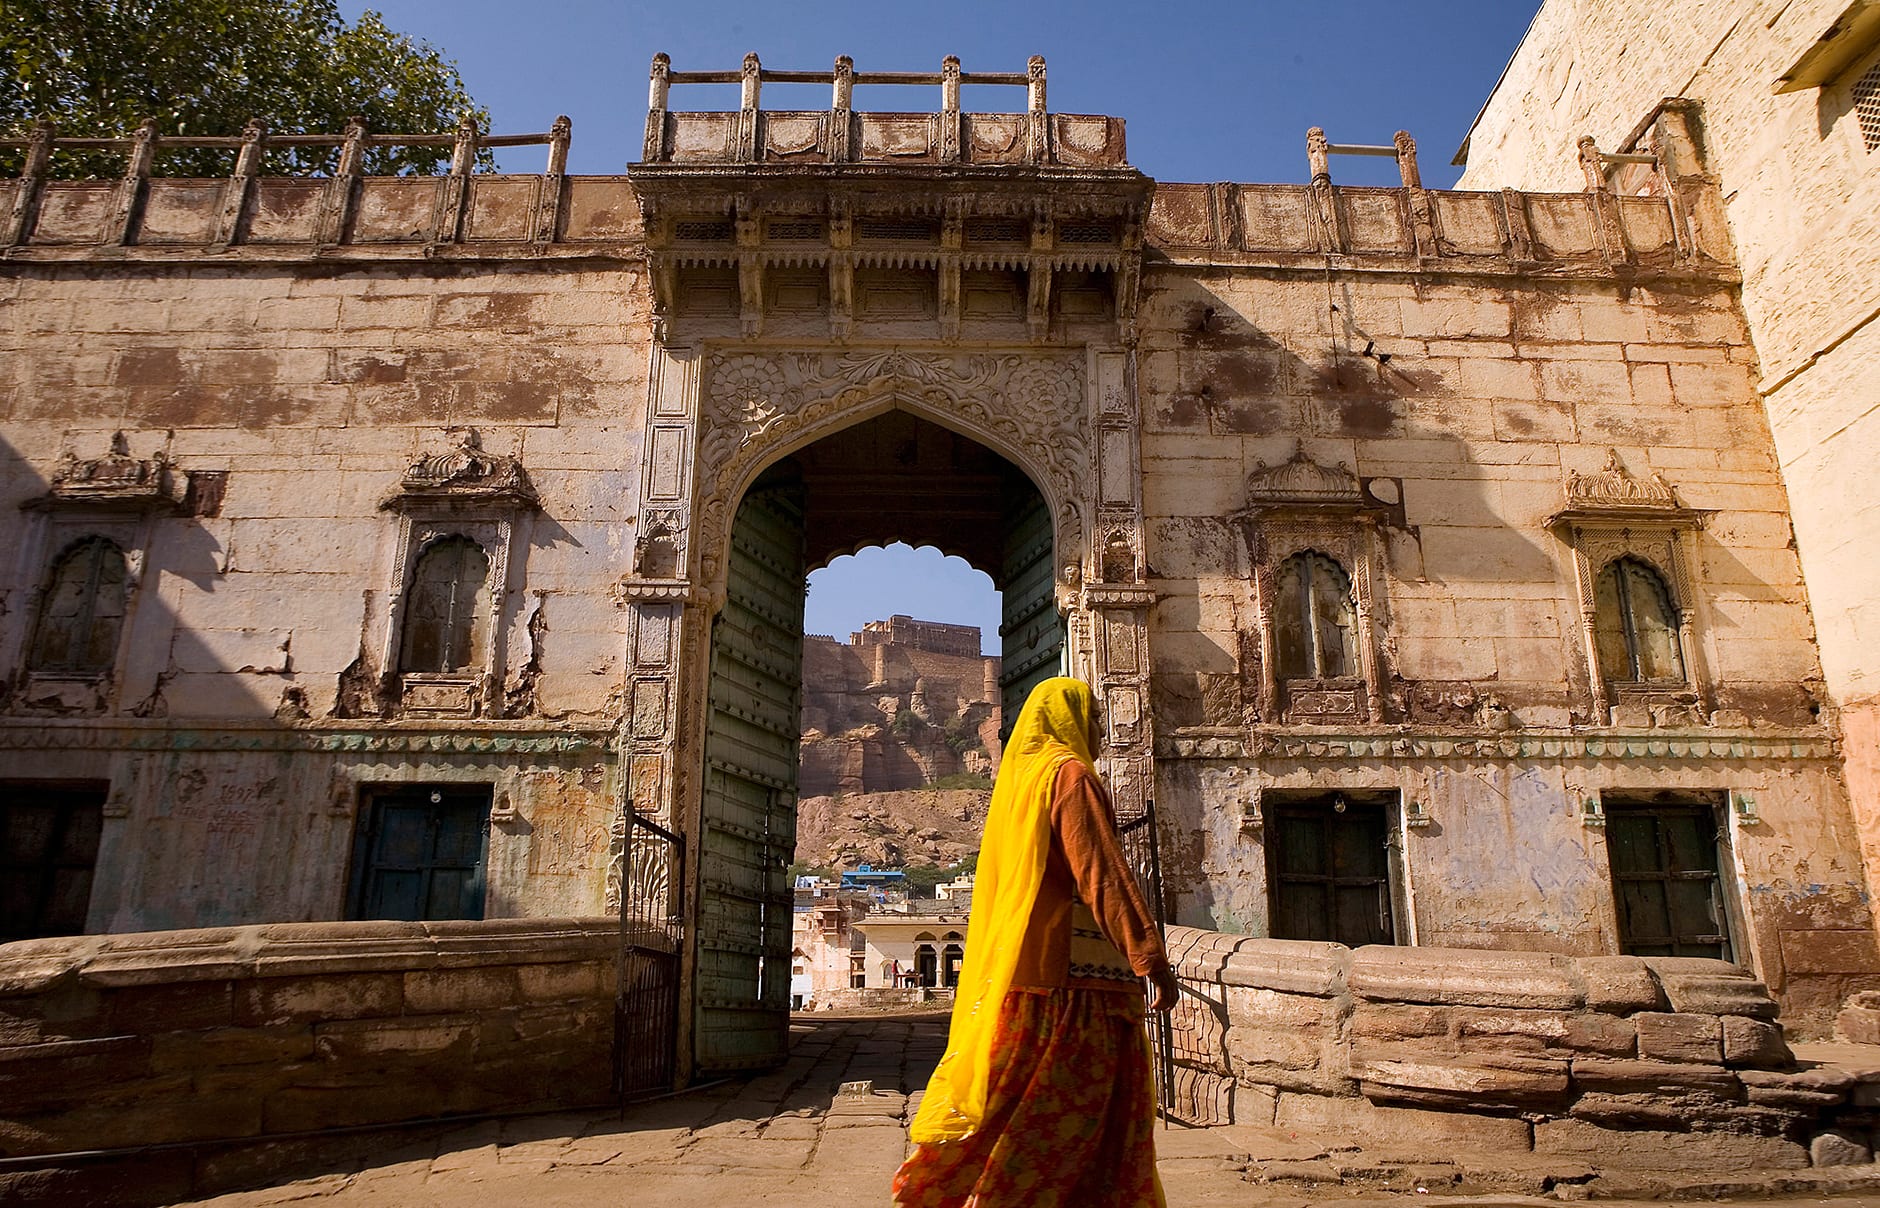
[0,261,652,926]
[1137,269,1807,723]
[0,154,1871,1031]
[1134,256,1876,1032]
[1456,0,1880,923]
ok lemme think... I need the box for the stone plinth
[1164,924,1847,1168]
[0,918,623,1166]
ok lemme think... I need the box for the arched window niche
[1236,447,1392,726]
[373,427,539,720]
[399,536,492,675]
[1594,556,1686,686]
[1273,551,1357,681]
[11,431,187,713]
[1549,451,1708,725]
[28,537,130,676]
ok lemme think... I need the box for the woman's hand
[1146,964,1179,1012]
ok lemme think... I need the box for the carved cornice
[1159,728,1837,763]
[26,432,184,513]
[383,427,538,512]
[1244,447,1362,507]
[1550,450,1701,528]
[615,578,695,604]
[1081,584,1157,609]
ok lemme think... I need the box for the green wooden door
[1606,803,1730,959]
[696,477,807,1074]
[999,480,1064,737]
[346,785,490,922]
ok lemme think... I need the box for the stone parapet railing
[1146,179,1733,276]
[1164,926,1863,1170]
[0,918,621,1171]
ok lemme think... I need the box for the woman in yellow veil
[892,677,1177,1208]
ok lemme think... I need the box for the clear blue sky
[345,1,1541,183]
[344,1,1542,652]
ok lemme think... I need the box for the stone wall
[0,917,621,1186]
[1136,247,1879,1032]
[2,98,1875,1038]
[1455,0,1880,951]
[0,258,647,931]
[1163,925,1865,1170]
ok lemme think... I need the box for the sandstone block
[1739,1067,1854,1110]
[1721,1016,1792,1068]
[262,1079,453,1134]
[150,1025,316,1073]
[1353,1043,1570,1108]
[1811,1129,1873,1166]
[311,1014,476,1062]
[1636,1012,1723,1064]
[1169,995,1230,1075]
[1231,1082,1279,1125]
[403,967,520,1013]
[0,939,97,997]
[1641,958,1779,1018]
[1568,1057,1740,1097]
[1225,1024,1334,1089]
[1348,946,1583,1010]
[234,973,405,1027]
[0,1035,157,1103]
[1351,1003,1451,1043]
[1836,1003,1880,1045]
[1274,1091,1533,1151]
[1216,937,1348,996]
[1533,1119,1808,1171]
[514,960,605,1003]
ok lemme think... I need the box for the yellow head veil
[907,676,1097,1144]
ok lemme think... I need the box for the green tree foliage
[901,854,977,899]
[0,1,490,176]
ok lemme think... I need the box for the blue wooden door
[695,476,806,1074]
[348,786,490,921]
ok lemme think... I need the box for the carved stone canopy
[1551,450,1700,527]
[1242,447,1363,509]
[29,431,183,512]
[385,427,537,510]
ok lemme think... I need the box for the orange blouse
[1008,760,1171,992]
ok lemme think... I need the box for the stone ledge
[0,917,623,993]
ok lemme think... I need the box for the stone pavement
[171,1010,1880,1208]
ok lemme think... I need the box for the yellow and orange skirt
[892,987,1165,1208]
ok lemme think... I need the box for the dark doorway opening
[346,784,491,922]
[1604,793,1732,960]
[1266,790,1398,948]
[0,780,106,942]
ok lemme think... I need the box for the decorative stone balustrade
[1163,926,1865,1170]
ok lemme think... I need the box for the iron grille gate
[615,810,685,1101]
[1117,799,1229,1127]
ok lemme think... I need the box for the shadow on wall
[0,426,612,937]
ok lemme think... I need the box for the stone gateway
[1,49,1877,1129]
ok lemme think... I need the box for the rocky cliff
[795,788,991,869]
[798,618,1002,798]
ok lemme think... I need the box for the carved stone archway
[691,347,1090,606]
[613,338,1151,1083]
